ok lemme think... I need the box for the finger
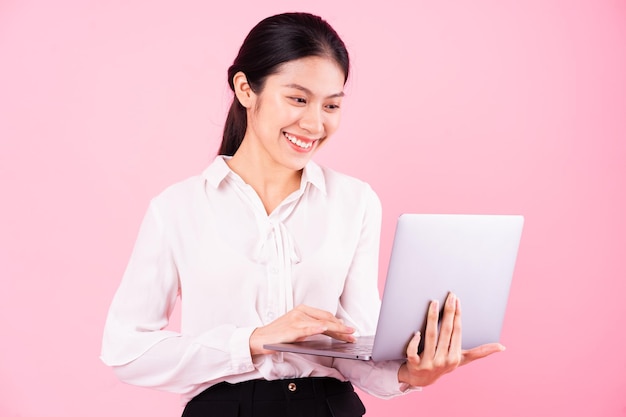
[449,296,462,353]
[460,343,506,366]
[435,293,457,357]
[296,305,341,322]
[293,323,329,341]
[421,300,440,360]
[320,319,355,336]
[405,331,422,366]
[324,330,357,343]
[295,305,355,334]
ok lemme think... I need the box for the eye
[325,103,341,111]
[289,97,307,105]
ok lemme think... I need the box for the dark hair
[219,12,350,156]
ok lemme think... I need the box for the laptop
[264,213,524,361]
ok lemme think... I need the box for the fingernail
[448,293,456,306]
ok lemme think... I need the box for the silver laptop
[264,213,524,361]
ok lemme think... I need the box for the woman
[101,12,503,416]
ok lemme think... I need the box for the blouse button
[288,382,297,392]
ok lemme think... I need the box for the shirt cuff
[398,382,422,393]
[228,326,256,374]
[389,361,422,394]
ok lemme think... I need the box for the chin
[281,155,313,172]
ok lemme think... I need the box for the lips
[283,132,317,150]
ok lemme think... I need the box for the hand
[398,293,505,387]
[249,304,356,355]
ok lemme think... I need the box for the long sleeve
[332,185,418,398]
[100,202,256,395]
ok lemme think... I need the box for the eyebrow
[282,83,345,99]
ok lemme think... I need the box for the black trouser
[182,377,366,417]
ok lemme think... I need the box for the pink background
[1,0,625,416]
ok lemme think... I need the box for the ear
[233,71,255,108]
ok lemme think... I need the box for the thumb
[461,343,505,365]
[405,331,422,364]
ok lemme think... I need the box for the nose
[299,106,324,136]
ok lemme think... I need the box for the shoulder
[318,165,382,213]
[155,174,204,202]
[146,174,207,221]
[320,165,378,195]
[150,156,227,208]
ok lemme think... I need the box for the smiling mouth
[284,132,316,150]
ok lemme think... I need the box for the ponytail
[219,99,247,156]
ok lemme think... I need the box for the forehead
[267,56,346,95]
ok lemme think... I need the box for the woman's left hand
[397,292,505,387]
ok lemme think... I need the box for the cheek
[316,116,341,149]
[324,114,341,136]
[264,99,299,128]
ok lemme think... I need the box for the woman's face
[242,56,345,172]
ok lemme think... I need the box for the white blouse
[101,156,411,404]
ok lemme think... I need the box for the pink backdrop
[1,1,625,416]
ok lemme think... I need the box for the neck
[227,144,303,215]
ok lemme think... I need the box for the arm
[335,187,504,392]
[100,203,256,394]
[331,185,416,398]
[332,185,505,394]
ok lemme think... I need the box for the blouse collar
[202,155,327,195]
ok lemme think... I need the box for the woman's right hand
[249,304,356,355]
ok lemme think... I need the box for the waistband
[190,377,354,402]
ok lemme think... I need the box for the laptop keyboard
[332,337,375,355]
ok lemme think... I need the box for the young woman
[101,12,504,417]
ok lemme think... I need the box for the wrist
[397,362,409,384]
[397,362,422,392]
[249,327,269,356]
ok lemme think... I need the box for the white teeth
[284,133,313,149]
